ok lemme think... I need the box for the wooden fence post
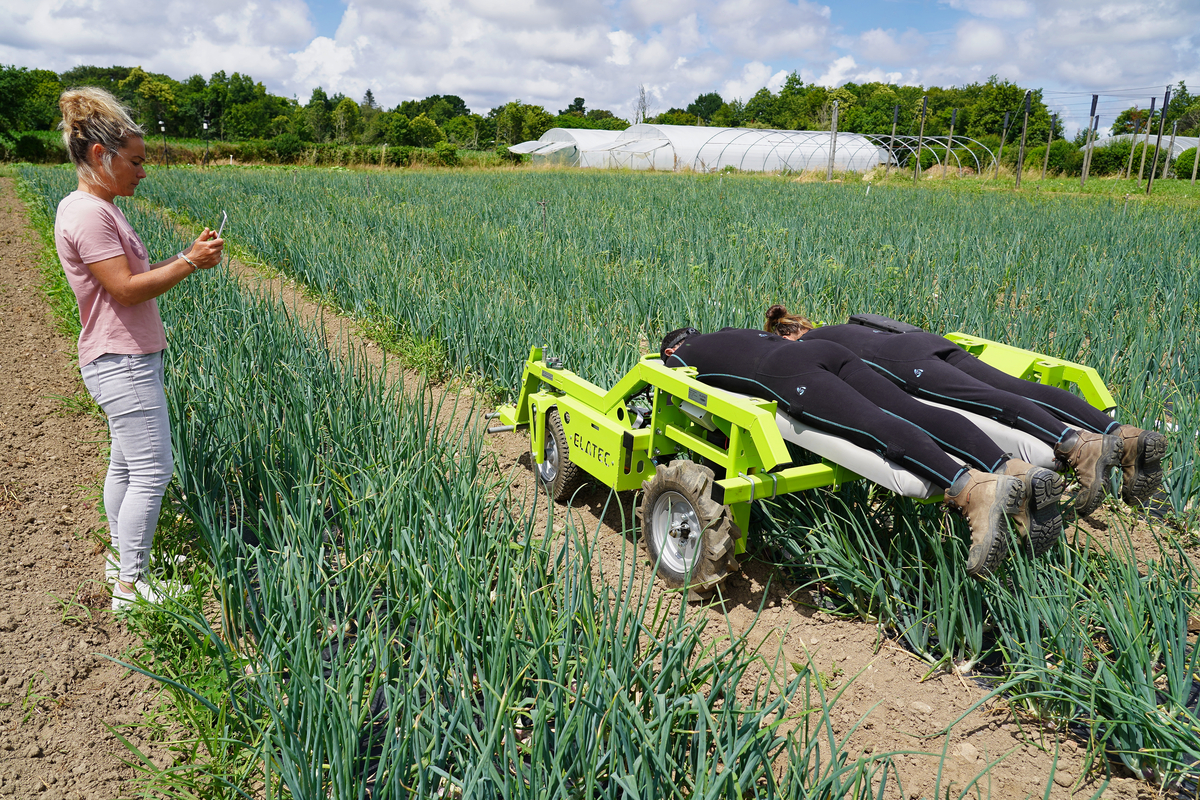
[943,108,956,178]
[995,111,1010,180]
[1123,118,1141,178]
[914,95,927,183]
[1146,87,1171,195]
[1080,95,1097,187]
[826,100,839,181]
[1015,91,1031,189]
[888,104,899,175]
[1042,113,1055,179]
[1161,121,1177,179]
[1137,96,1156,187]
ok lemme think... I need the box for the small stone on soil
[955,742,979,762]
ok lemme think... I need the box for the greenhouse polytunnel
[1089,133,1199,157]
[511,124,892,173]
[506,128,623,166]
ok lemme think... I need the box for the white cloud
[721,62,787,100]
[856,28,928,65]
[0,0,314,79]
[624,0,702,28]
[608,31,636,66]
[289,37,358,97]
[815,55,858,86]
[799,54,901,87]
[710,0,832,59]
[952,20,1009,63]
[0,0,1196,129]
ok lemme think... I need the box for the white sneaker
[111,578,191,612]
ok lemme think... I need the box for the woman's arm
[90,228,223,307]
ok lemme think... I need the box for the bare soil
[1,174,1194,799]
[0,177,163,800]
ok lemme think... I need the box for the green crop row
[79,165,1199,515]
[20,165,1197,794]
[757,485,1200,791]
[20,171,946,797]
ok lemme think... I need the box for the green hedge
[0,131,68,164]
[1,132,505,169]
[1175,147,1198,179]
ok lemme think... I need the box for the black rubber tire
[637,461,740,595]
[532,408,585,501]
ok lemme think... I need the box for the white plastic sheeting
[1090,133,1199,157]
[507,128,623,166]
[514,124,891,173]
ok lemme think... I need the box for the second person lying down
[660,325,1063,577]
[763,305,1167,516]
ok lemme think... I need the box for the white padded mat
[723,391,1059,500]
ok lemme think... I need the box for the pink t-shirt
[54,191,167,366]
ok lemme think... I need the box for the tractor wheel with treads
[638,461,740,596]
[532,408,585,501]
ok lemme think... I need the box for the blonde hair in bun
[764,304,815,338]
[58,87,144,187]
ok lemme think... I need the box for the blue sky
[2,0,1196,134]
[307,0,348,39]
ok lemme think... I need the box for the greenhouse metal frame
[513,124,1004,175]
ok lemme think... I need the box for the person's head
[59,87,146,196]
[764,304,814,340]
[659,326,700,360]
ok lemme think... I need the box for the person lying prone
[660,325,1064,576]
[763,305,1167,516]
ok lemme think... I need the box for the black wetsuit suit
[801,325,1119,443]
[666,328,1009,488]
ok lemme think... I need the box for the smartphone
[217,210,228,238]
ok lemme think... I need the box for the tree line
[0,64,627,155]
[654,75,1199,145]
[3,62,1197,172]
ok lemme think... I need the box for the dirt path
[1,173,1183,798]
[0,177,165,800]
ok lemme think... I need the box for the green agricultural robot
[490,333,1114,595]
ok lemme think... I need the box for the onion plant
[761,486,991,674]
[19,165,1199,793]
[20,168,940,797]
[80,166,1199,518]
[758,483,1200,791]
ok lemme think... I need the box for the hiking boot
[1055,430,1121,517]
[999,458,1065,556]
[1115,425,1167,506]
[945,469,1027,578]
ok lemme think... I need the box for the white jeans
[81,351,174,583]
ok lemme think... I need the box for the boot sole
[1073,435,1122,517]
[1000,474,1029,514]
[966,476,1027,578]
[1122,430,1167,506]
[1026,468,1065,556]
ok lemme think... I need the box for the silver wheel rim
[649,490,702,576]
[535,428,559,483]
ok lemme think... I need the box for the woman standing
[54,88,223,610]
